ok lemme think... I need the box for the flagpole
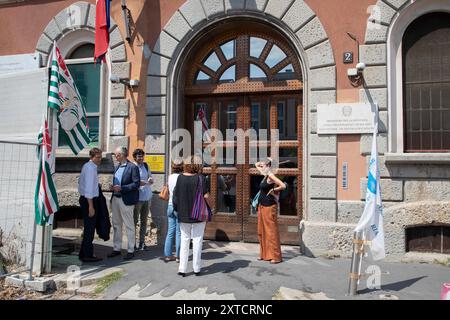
[348,102,384,295]
[348,231,363,296]
[27,219,38,281]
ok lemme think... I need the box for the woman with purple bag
[172,155,210,277]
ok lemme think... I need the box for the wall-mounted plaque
[317,103,377,134]
[145,155,165,173]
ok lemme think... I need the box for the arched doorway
[181,21,303,245]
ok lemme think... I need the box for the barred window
[403,13,450,152]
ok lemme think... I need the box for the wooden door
[186,94,303,244]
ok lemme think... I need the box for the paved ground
[51,237,450,300]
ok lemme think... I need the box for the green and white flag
[48,42,90,154]
[34,117,59,225]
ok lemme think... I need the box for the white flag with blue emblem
[355,122,385,260]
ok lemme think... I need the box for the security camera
[129,79,139,87]
[356,62,366,72]
[110,74,139,88]
[347,62,365,84]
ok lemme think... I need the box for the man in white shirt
[78,148,102,262]
[132,148,153,250]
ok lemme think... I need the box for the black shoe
[137,243,150,251]
[107,250,121,258]
[178,272,186,277]
[124,252,134,260]
[80,256,102,263]
[194,272,201,276]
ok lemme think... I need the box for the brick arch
[35,1,132,153]
[146,0,338,217]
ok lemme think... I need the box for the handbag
[159,185,169,201]
[190,175,212,222]
[251,191,260,210]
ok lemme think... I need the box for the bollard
[440,283,450,300]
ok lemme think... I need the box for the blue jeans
[164,204,181,257]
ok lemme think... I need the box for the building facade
[0,0,449,259]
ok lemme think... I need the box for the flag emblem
[48,42,91,155]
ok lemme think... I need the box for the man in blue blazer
[107,146,140,260]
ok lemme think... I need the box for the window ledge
[385,153,450,164]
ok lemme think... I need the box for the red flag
[196,105,211,141]
[94,0,109,63]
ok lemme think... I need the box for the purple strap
[191,175,211,221]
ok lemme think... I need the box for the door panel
[188,97,245,241]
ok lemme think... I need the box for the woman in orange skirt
[255,158,286,264]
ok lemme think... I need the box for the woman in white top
[163,160,183,262]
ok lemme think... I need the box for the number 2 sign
[343,52,353,64]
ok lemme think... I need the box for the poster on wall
[145,155,165,173]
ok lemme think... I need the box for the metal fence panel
[0,141,45,274]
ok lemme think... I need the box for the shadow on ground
[51,236,166,275]
[358,276,427,294]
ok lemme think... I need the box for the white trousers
[111,196,136,253]
[178,222,206,273]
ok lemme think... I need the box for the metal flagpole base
[28,221,38,281]
[347,231,363,296]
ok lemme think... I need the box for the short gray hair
[115,146,128,157]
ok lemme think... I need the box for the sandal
[270,260,282,264]
[164,256,176,262]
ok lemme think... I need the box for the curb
[5,267,123,294]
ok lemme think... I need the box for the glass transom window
[193,33,300,85]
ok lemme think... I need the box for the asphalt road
[76,240,450,300]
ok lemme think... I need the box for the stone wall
[301,0,450,259]
[54,153,115,209]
